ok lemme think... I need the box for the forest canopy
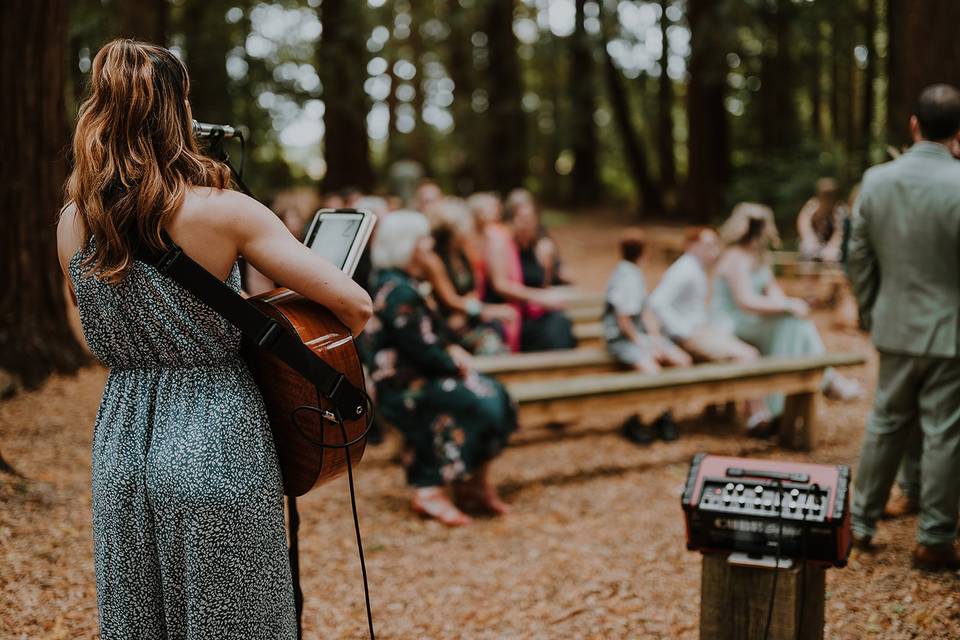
[58,0,960,225]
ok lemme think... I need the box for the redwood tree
[568,0,602,204]
[684,0,731,222]
[118,0,167,44]
[484,0,527,194]
[887,0,960,147]
[317,0,374,192]
[0,0,87,392]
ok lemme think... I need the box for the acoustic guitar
[243,287,368,497]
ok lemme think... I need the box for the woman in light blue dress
[711,203,862,430]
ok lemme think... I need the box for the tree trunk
[181,0,233,125]
[887,0,960,147]
[317,0,374,192]
[810,21,823,142]
[758,0,799,149]
[484,0,526,195]
[568,0,602,204]
[602,25,662,216]
[861,0,877,168]
[0,0,88,389]
[685,0,730,223]
[657,0,676,192]
[118,0,167,44]
[446,0,482,193]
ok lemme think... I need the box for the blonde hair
[467,192,501,225]
[65,39,231,283]
[718,202,781,248]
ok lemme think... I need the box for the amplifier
[681,453,852,567]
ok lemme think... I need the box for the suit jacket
[848,141,960,358]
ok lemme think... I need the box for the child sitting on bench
[604,229,692,444]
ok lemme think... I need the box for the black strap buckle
[155,245,183,274]
[257,320,284,348]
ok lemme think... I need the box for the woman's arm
[723,253,803,316]
[486,233,564,309]
[56,203,82,306]
[422,250,470,314]
[216,191,373,335]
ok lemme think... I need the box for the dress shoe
[653,412,680,442]
[912,543,960,572]
[882,494,919,520]
[621,414,655,446]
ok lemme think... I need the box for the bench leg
[779,392,817,451]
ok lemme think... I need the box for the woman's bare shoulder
[180,186,274,233]
[56,202,84,267]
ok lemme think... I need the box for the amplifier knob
[722,496,732,504]
[735,484,745,493]
[754,485,764,495]
[763,499,772,508]
[790,488,800,498]
[737,497,746,505]
[725,483,735,492]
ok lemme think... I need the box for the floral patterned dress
[366,269,517,487]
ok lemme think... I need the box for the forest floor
[2,215,959,640]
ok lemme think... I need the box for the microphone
[192,119,237,139]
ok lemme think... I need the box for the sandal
[411,487,472,527]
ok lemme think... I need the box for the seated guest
[422,198,515,355]
[712,203,862,426]
[366,211,517,526]
[796,178,849,262]
[484,194,575,352]
[604,229,692,443]
[413,178,444,213]
[506,188,570,286]
[648,227,770,433]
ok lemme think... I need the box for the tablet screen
[308,215,362,270]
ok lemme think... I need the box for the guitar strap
[133,232,367,422]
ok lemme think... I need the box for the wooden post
[779,391,818,451]
[700,553,825,640]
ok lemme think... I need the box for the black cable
[763,480,785,640]
[291,390,378,640]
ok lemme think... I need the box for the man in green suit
[847,84,960,571]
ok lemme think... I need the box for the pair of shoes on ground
[622,412,679,445]
[852,533,960,572]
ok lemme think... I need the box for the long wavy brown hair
[65,39,231,283]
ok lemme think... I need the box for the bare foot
[411,487,472,527]
[454,480,512,516]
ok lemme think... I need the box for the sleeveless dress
[69,245,297,640]
[711,263,826,416]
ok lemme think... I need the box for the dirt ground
[2,217,958,639]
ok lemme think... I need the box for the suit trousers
[851,352,960,547]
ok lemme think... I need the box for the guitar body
[242,288,367,496]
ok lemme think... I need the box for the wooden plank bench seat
[573,321,603,347]
[475,348,617,384]
[504,352,865,451]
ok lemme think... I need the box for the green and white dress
[70,244,296,639]
[711,263,826,416]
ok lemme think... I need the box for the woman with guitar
[56,39,372,639]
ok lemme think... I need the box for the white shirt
[648,253,709,340]
[603,260,646,341]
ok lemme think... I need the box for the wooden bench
[573,321,603,347]
[475,348,616,384]
[505,352,865,451]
